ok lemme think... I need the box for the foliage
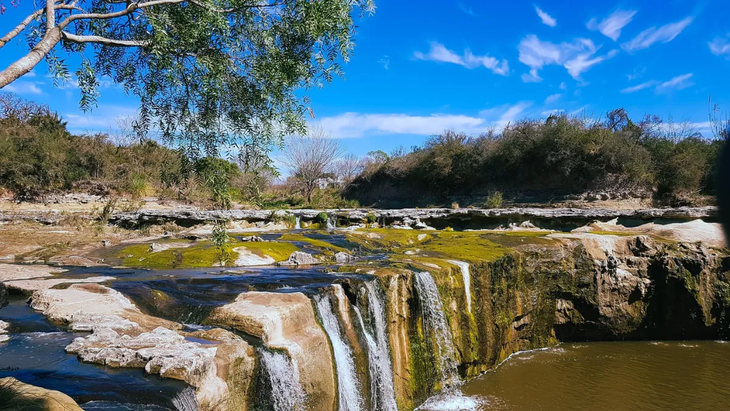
[1,0,374,164]
[346,111,724,206]
[315,212,329,224]
[484,191,503,209]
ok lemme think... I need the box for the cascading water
[257,347,307,411]
[445,260,472,313]
[414,271,460,389]
[294,216,302,230]
[171,387,199,411]
[414,271,484,411]
[354,280,399,411]
[327,215,336,232]
[314,291,365,411]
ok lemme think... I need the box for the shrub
[485,191,503,208]
[365,214,377,224]
[315,212,329,224]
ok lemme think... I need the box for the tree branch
[0,27,63,88]
[0,9,45,49]
[61,31,150,47]
[46,0,56,30]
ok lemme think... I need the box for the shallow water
[0,298,190,410]
[452,341,730,411]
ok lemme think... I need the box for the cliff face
[372,234,730,409]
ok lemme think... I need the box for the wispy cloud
[587,10,637,41]
[541,109,564,116]
[63,106,139,132]
[627,66,645,81]
[3,81,44,95]
[559,82,567,90]
[535,6,557,27]
[622,73,695,94]
[709,35,730,57]
[544,93,562,104]
[656,73,694,92]
[316,103,534,138]
[620,80,658,93]
[378,55,390,70]
[414,42,509,75]
[458,2,477,17]
[622,17,693,51]
[518,35,617,81]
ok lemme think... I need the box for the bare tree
[282,126,343,203]
[335,153,364,185]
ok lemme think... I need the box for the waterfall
[258,347,307,411]
[315,292,364,411]
[414,271,460,390]
[327,215,336,232]
[295,216,302,230]
[446,260,472,313]
[354,281,399,411]
[171,387,199,411]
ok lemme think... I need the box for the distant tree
[0,0,374,158]
[335,153,363,185]
[283,126,342,203]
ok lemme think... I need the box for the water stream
[314,291,365,411]
[445,260,472,313]
[257,347,307,411]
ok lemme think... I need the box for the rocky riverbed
[0,208,728,410]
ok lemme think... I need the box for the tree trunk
[0,27,61,88]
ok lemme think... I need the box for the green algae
[118,239,297,268]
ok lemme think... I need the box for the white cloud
[316,103,534,138]
[378,55,390,70]
[544,93,561,104]
[458,2,477,16]
[587,10,637,41]
[627,67,645,81]
[620,80,658,93]
[656,73,694,92]
[541,109,564,116]
[559,82,567,90]
[622,17,693,52]
[63,106,138,131]
[570,105,590,116]
[709,35,730,57]
[316,113,487,138]
[3,81,44,95]
[414,42,509,75]
[518,35,617,81]
[535,6,557,27]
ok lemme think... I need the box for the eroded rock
[0,377,83,410]
[208,291,336,411]
[281,251,319,266]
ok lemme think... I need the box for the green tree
[0,0,374,157]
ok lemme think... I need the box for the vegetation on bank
[346,109,725,207]
[1,95,725,209]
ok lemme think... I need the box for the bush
[365,214,377,224]
[485,191,503,208]
[315,212,329,224]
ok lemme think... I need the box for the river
[451,341,730,411]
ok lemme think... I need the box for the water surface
[459,341,730,410]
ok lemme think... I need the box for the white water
[414,271,460,390]
[294,216,301,229]
[258,348,307,411]
[327,215,336,232]
[354,281,399,411]
[446,260,472,313]
[171,387,199,411]
[314,292,365,411]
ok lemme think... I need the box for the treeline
[345,109,725,206]
[0,94,246,203]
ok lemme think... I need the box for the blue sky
[1,0,729,159]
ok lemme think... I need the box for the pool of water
[451,341,730,410]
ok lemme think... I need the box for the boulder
[208,291,336,411]
[0,319,9,343]
[281,251,319,266]
[0,377,83,410]
[334,252,355,263]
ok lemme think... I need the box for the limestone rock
[334,252,355,263]
[4,275,112,294]
[0,377,83,410]
[208,291,336,411]
[233,247,275,266]
[0,264,65,282]
[281,251,319,266]
[0,319,9,343]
